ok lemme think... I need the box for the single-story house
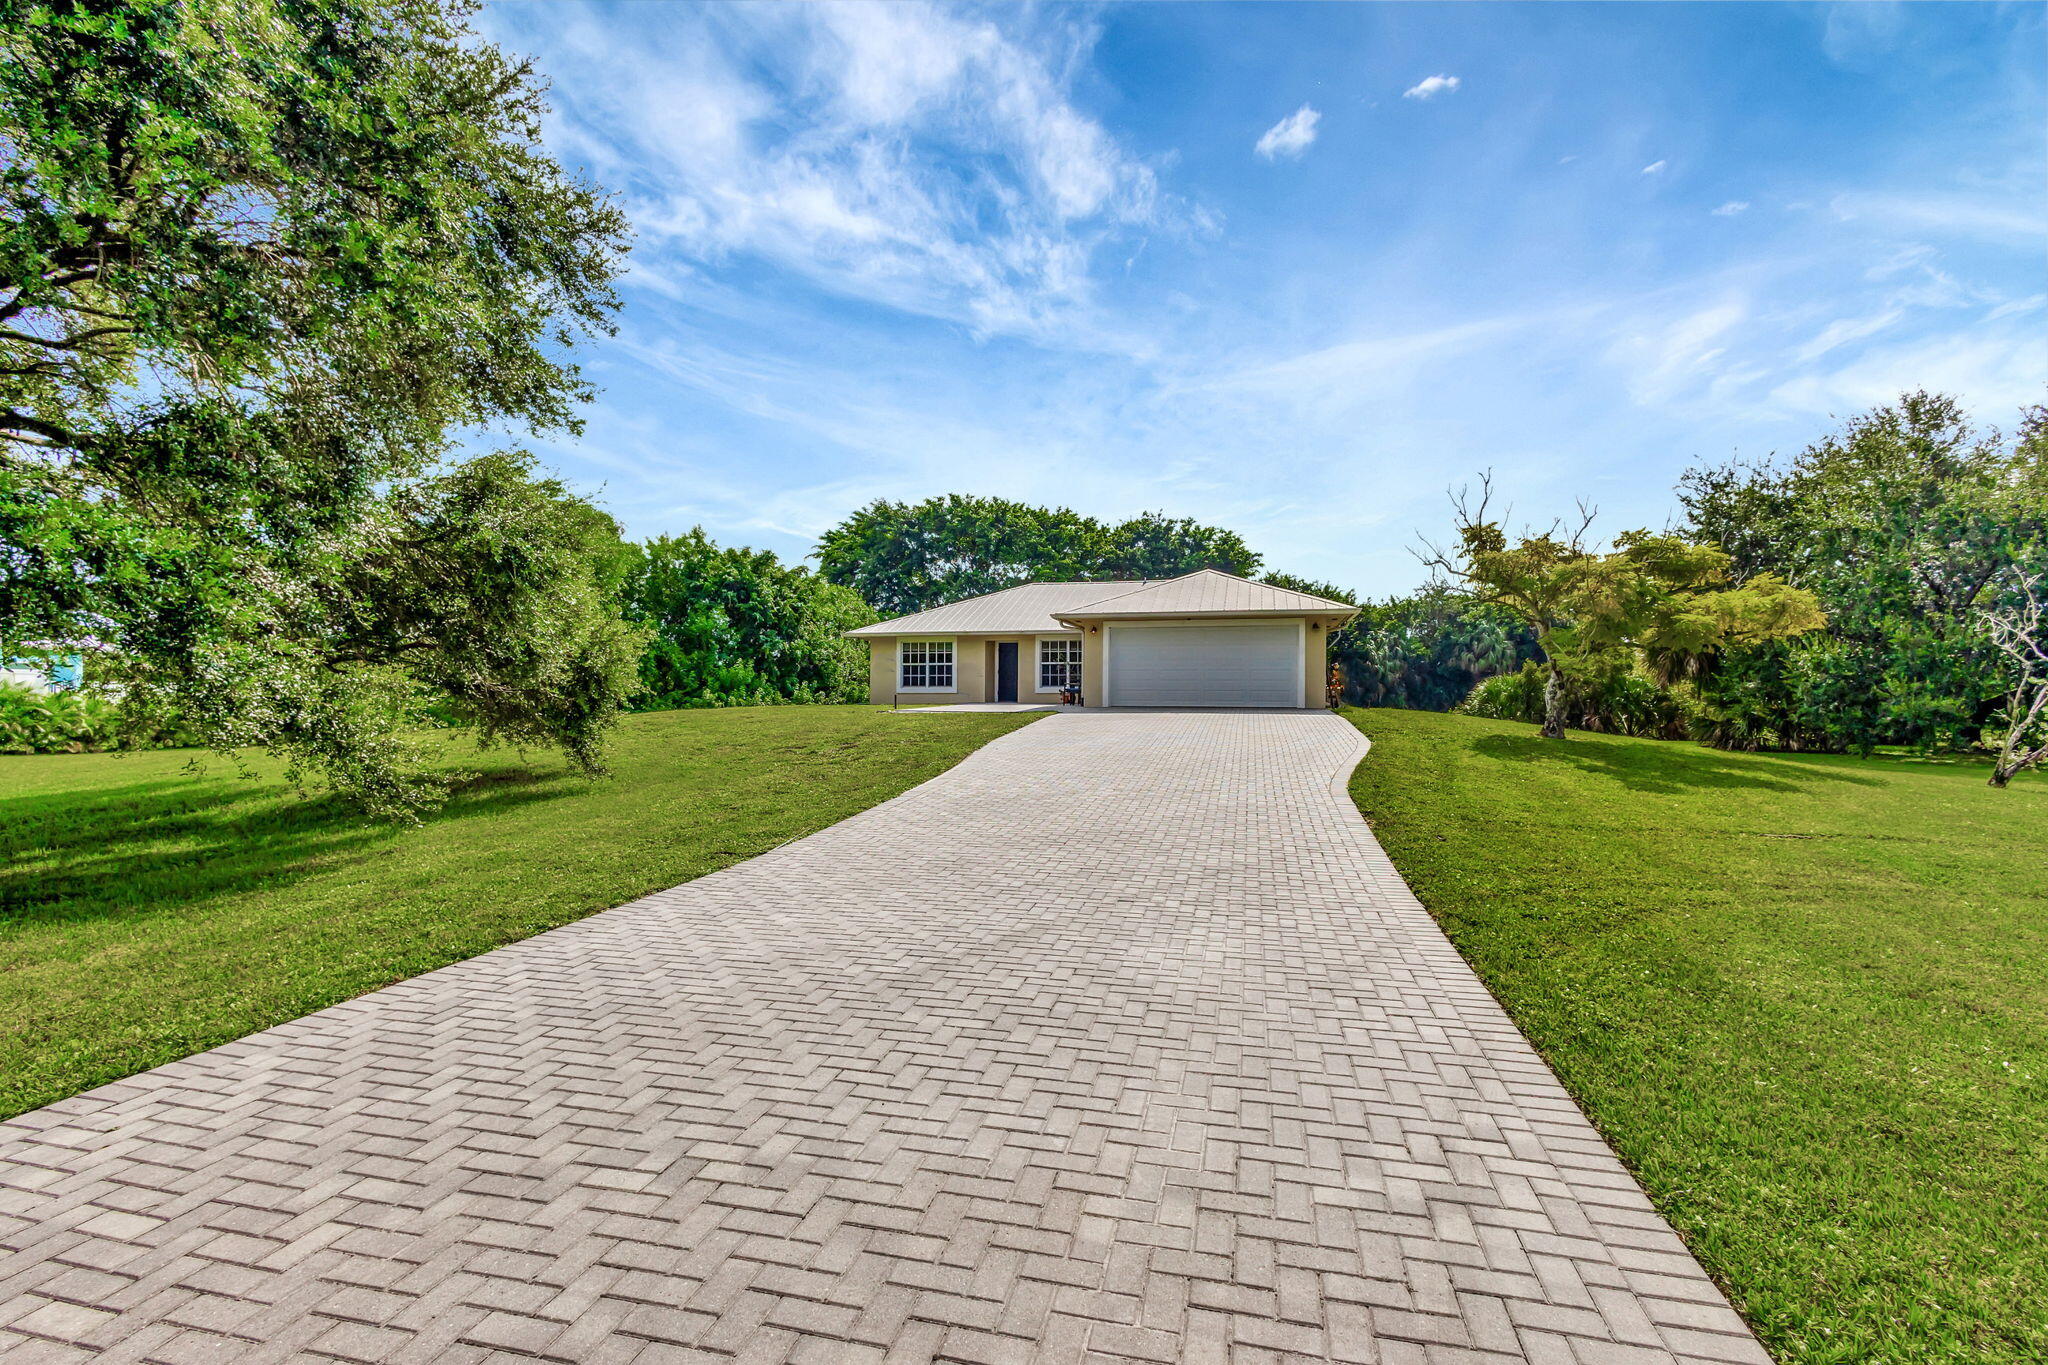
[846,569,1357,709]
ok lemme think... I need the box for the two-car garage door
[1105,622,1302,708]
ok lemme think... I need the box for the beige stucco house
[846,569,1356,709]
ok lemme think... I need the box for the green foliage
[815,494,1262,616]
[1425,484,1825,738]
[1259,572,1355,603]
[1458,660,1693,739]
[0,676,194,753]
[1347,707,2047,1362]
[624,529,874,710]
[1332,585,1538,710]
[0,681,113,752]
[1680,393,2048,753]
[0,0,637,816]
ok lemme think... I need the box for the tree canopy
[1424,482,1824,738]
[1679,392,2048,752]
[814,494,1262,616]
[0,0,638,815]
[624,530,873,711]
[1331,585,1538,711]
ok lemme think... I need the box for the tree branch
[0,324,136,351]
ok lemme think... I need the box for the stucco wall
[866,618,1344,707]
[867,634,1081,705]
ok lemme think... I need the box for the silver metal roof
[847,570,1354,637]
[1054,570,1355,620]
[845,581,1143,637]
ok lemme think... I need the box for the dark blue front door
[996,643,1018,702]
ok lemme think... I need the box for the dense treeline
[1380,391,2047,770]
[637,396,2047,776]
[1330,588,1539,711]
[623,531,872,710]
[815,494,1261,616]
[1679,392,2046,753]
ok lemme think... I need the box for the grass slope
[1344,708,2046,1364]
[1,705,1038,1121]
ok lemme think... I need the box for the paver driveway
[0,711,1766,1365]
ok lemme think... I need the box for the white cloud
[1608,299,1747,404]
[1641,160,1668,175]
[1711,200,1750,216]
[1254,105,1320,160]
[1986,294,2047,323]
[1402,74,1461,100]
[1791,309,1905,364]
[1195,315,1543,415]
[1829,190,2047,244]
[487,2,1181,350]
[1770,318,2048,418]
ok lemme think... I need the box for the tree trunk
[1540,662,1567,739]
[1987,693,2047,788]
[1989,746,2046,788]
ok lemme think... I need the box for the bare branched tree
[1415,472,1601,739]
[1980,573,2048,789]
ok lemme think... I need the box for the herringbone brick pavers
[0,710,1767,1363]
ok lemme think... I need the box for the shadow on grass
[1470,731,1885,795]
[1,768,575,928]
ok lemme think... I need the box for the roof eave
[844,624,1086,638]
[1053,607,1358,624]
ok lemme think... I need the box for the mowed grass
[0,705,1039,1121]
[1343,708,2047,1364]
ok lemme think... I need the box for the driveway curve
[0,710,1764,1364]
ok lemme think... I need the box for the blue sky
[481,1,2046,596]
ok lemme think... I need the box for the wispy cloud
[1255,105,1321,160]
[485,2,1187,350]
[1829,190,2046,244]
[1792,309,1905,364]
[1609,298,1746,404]
[1402,74,1461,100]
[477,1,2044,597]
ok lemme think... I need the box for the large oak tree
[814,494,1262,617]
[0,0,643,814]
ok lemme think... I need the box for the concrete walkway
[0,711,1765,1364]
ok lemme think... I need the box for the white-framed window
[1038,636,1083,692]
[898,639,955,691]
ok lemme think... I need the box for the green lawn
[1344,707,2047,1365]
[0,705,1038,1121]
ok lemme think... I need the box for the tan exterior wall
[865,634,1084,705]
[1303,615,1341,708]
[865,616,1347,707]
[1077,625,1106,706]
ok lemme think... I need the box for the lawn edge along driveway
[1,705,1042,1121]
[1343,705,2048,1365]
[1,709,1762,1364]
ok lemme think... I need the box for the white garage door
[1106,622,1301,708]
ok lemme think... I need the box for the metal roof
[844,581,1144,637]
[1054,570,1356,620]
[846,570,1355,637]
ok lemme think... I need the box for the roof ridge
[1048,569,1358,620]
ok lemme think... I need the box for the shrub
[1459,661,1694,739]
[0,683,111,753]
[0,683,193,755]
